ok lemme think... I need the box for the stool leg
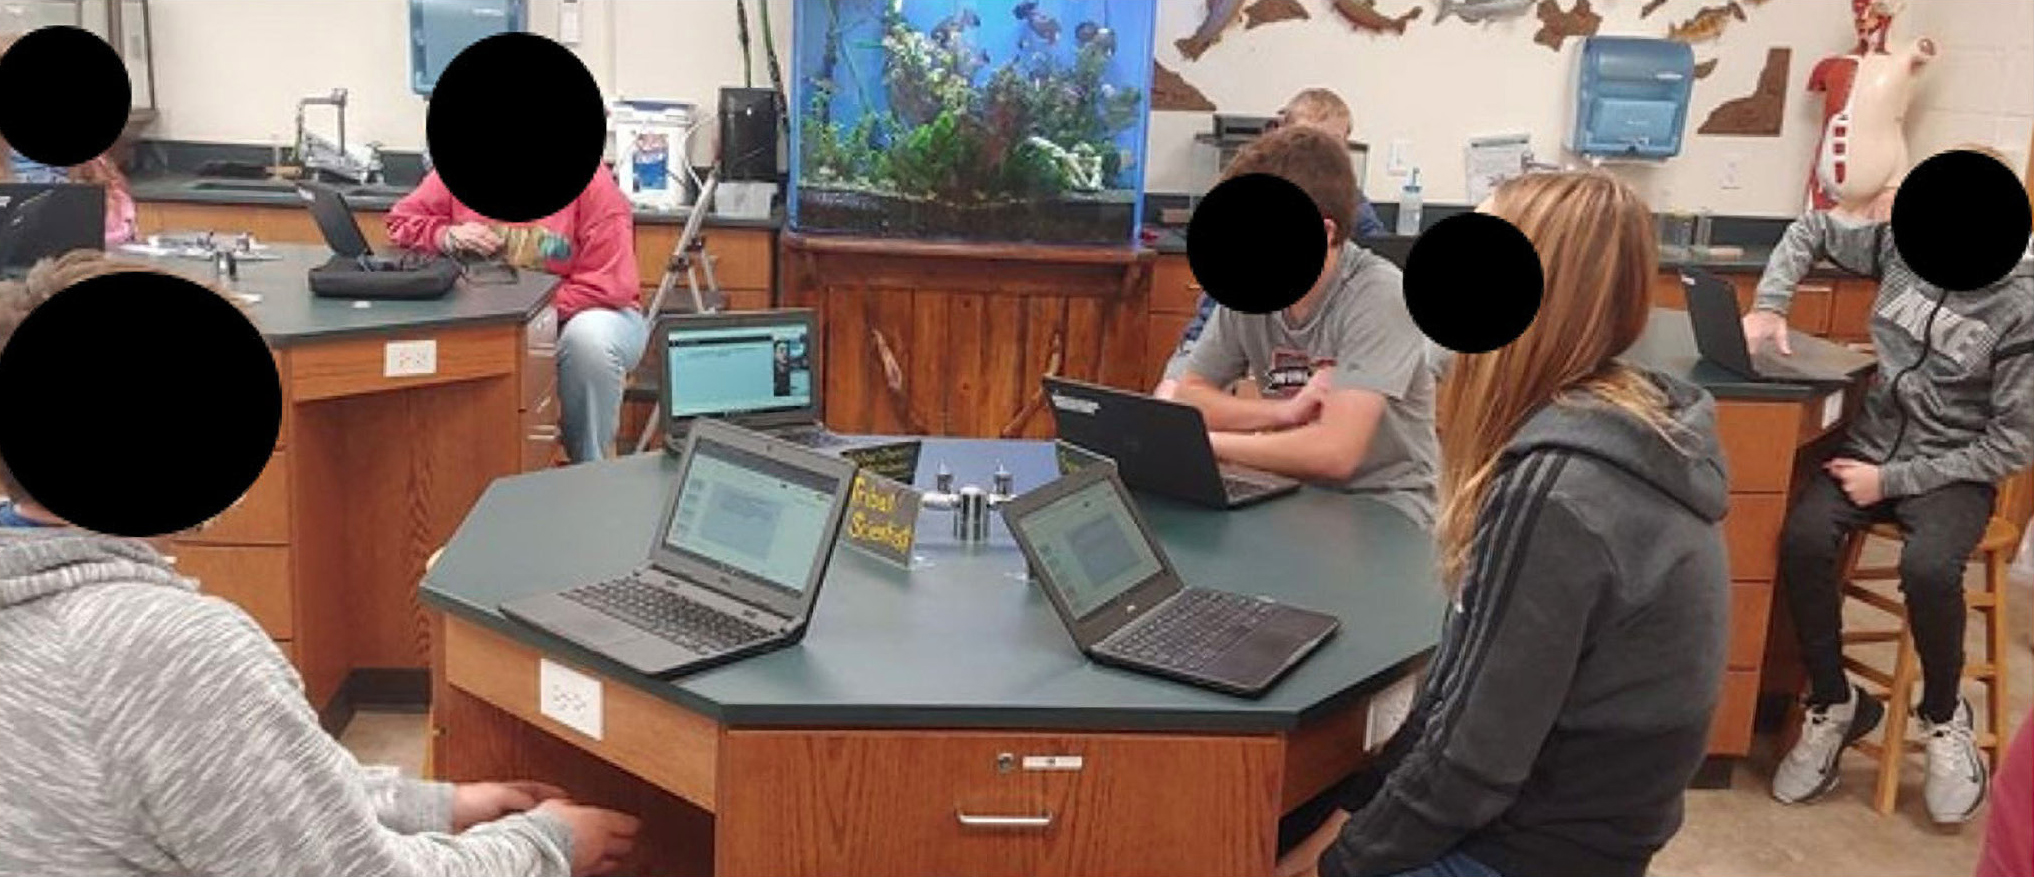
[1986,547,2010,767]
[1875,629,1919,815]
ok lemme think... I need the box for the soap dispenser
[1395,168,1424,237]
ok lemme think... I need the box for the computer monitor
[660,310,821,430]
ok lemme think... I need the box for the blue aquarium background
[789,0,1156,245]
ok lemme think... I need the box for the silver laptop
[657,309,849,451]
[501,419,858,677]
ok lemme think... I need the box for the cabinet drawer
[1651,272,1688,310]
[179,451,289,545]
[290,325,519,402]
[525,304,559,350]
[521,346,557,413]
[1707,669,1761,756]
[1716,402,1803,493]
[1787,282,1834,336]
[1828,278,1877,342]
[1723,492,1785,581]
[176,544,293,638]
[703,229,775,292]
[1727,580,1774,670]
[1150,255,1202,315]
[724,288,771,311]
[720,730,1281,877]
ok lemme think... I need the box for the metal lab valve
[920,463,1019,542]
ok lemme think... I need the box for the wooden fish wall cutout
[1698,47,1791,135]
[1244,0,1309,29]
[1331,0,1423,34]
[1533,0,1601,51]
[1151,62,1217,111]
[1669,2,1748,43]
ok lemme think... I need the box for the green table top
[1625,307,1877,402]
[422,439,1446,733]
[122,243,556,346]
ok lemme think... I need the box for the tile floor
[341,544,2034,877]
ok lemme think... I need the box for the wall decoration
[1640,0,1669,17]
[1244,0,1309,28]
[1694,58,1719,78]
[1532,0,1600,51]
[1668,2,1746,44]
[1330,0,1423,34]
[1698,47,1790,136]
[1176,0,1247,60]
[1151,61,1218,111]
[1435,0,1535,24]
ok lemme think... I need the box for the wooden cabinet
[635,224,776,313]
[781,234,1152,438]
[1648,269,1876,344]
[720,729,1281,877]
[1146,254,1201,384]
[519,306,561,468]
[135,201,391,251]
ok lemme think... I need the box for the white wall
[141,0,2024,215]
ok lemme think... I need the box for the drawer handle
[955,810,1054,830]
[1796,284,1834,293]
[1186,283,1203,292]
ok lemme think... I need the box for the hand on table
[1274,808,1350,877]
[1825,457,1885,507]
[1743,310,1792,357]
[534,799,641,877]
[451,780,566,831]
[441,222,504,257]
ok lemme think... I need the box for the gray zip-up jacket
[1755,213,2034,497]
[0,529,574,876]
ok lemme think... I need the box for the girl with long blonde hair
[1281,172,1731,877]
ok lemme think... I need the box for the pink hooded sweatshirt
[1978,709,2031,877]
[385,168,640,325]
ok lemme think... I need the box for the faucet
[295,88,384,184]
[297,88,348,164]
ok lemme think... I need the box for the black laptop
[1000,460,1338,697]
[658,309,852,451]
[296,180,452,271]
[501,419,858,677]
[1044,376,1298,509]
[0,183,104,275]
[1684,267,1873,383]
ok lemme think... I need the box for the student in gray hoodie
[1754,150,2034,824]
[0,252,641,877]
[1279,172,1729,877]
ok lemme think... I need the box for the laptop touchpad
[564,606,649,646]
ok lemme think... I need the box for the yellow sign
[844,471,919,566]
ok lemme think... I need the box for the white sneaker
[1773,684,1884,804]
[1922,698,1988,824]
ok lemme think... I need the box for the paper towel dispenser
[1566,36,1695,160]
[410,0,526,96]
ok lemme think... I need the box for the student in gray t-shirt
[1171,127,1439,527]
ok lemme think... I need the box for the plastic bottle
[1396,168,1424,237]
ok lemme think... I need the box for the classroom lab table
[136,243,559,727]
[1624,308,1877,783]
[421,440,1446,877]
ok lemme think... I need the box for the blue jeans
[1378,852,1503,877]
[557,307,648,463]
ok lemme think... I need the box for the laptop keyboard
[779,427,850,449]
[563,576,774,652]
[1105,589,1276,673]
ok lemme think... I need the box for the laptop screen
[1009,477,1164,620]
[662,435,839,594]
[665,317,814,419]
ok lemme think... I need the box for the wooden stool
[1837,514,2018,814]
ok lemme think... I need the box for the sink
[189,179,299,193]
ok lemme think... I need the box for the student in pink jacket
[1977,709,2031,877]
[387,167,643,463]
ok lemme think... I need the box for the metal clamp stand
[921,464,1017,542]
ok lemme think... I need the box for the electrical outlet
[383,339,437,378]
[1387,139,1413,176]
[1721,154,1743,190]
[1365,670,1420,750]
[539,659,604,740]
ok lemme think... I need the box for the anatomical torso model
[1804,0,1935,217]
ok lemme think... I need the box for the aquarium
[790,0,1156,246]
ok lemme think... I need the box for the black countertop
[422,439,1446,732]
[127,173,785,231]
[123,242,556,346]
[1624,307,1877,401]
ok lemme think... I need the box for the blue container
[790,0,1156,245]
[1567,36,1695,160]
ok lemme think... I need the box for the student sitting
[387,166,645,463]
[0,251,641,877]
[1168,125,1438,526]
[1757,146,2034,823]
[1278,171,1730,877]
[1156,87,1386,401]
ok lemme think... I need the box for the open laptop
[1684,267,1874,383]
[501,418,858,677]
[658,309,850,452]
[1001,460,1338,697]
[296,180,446,272]
[1044,376,1298,509]
[0,183,105,276]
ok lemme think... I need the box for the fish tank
[790,0,1156,246]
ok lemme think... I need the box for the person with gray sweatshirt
[1752,209,2034,824]
[0,252,641,877]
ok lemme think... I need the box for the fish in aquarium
[1013,0,1061,46]
[929,6,979,48]
[1074,20,1116,54]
